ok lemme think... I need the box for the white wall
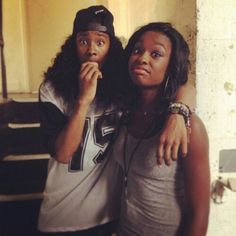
[196,0,236,235]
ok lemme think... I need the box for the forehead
[137,31,172,49]
[76,31,110,39]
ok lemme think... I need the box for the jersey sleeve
[39,82,68,157]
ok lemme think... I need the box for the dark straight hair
[124,22,190,102]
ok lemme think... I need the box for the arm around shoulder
[175,83,196,112]
[156,83,196,165]
[182,114,210,236]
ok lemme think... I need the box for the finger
[171,142,179,161]
[98,72,102,79]
[164,143,172,166]
[80,61,99,71]
[156,140,164,166]
[79,64,93,79]
[81,66,101,81]
[86,67,100,81]
[90,70,102,82]
[157,153,163,166]
[180,133,188,158]
[93,70,102,79]
[80,62,99,78]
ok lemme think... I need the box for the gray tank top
[113,127,186,236]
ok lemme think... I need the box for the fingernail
[157,160,162,167]
[166,160,171,166]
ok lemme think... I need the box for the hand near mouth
[78,62,103,104]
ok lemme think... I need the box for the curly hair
[44,33,125,107]
[124,22,190,105]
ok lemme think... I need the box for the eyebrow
[96,32,108,37]
[155,42,166,48]
[136,40,167,50]
[77,31,108,37]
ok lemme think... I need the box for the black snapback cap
[72,5,115,37]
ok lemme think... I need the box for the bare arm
[157,83,196,165]
[175,83,196,112]
[54,62,102,163]
[182,114,210,236]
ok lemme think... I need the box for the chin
[131,76,147,86]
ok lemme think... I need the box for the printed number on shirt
[69,112,118,171]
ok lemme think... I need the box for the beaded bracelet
[168,102,192,128]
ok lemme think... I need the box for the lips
[131,66,150,75]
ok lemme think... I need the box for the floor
[0,199,42,236]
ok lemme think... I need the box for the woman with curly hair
[38,6,196,236]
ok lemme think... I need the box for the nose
[87,42,97,56]
[137,52,148,64]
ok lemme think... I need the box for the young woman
[38,5,196,236]
[113,22,210,236]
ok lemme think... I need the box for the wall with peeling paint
[196,0,236,235]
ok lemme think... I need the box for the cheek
[128,57,134,74]
[101,49,109,59]
[76,46,85,59]
[99,47,110,64]
[155,60,169,75]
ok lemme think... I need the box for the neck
[137,88,161,113]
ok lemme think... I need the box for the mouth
[131,66,150,76]
[84,57,98,63]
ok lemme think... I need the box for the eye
[132,47,141,55]
[151,51,162,58]
[97,39,105,47]
[78,39,88,45]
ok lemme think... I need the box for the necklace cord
[122,120,157,187]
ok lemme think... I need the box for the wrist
[73,99,90,115]
[76,97,92,107]
[167,102,192,128]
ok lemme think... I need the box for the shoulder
[188,114,209,156]
[39,81,68,114]
[39,81,56,101]
[190,114,208,141]
[183,114,210,187]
